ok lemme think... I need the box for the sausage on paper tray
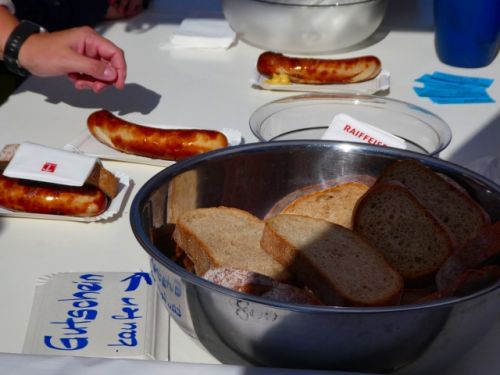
[0,143,119,217]
[0,175,108,217]
[87,110,229,161]
[257,51,382,84]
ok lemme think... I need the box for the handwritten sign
[150,259,194,335]
[23,272,167,360]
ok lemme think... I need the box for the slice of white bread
[377,159,490,248]
[260,214,403,306]
[172,207,290,281]
[353,182,454,281]
[265,175,376,220]
[281,182,369,229]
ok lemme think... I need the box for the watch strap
[3,20,46,77]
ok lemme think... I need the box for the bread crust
[436,221,500,290]
[265,175,375,220]
[261,214,403,307]
[172,207,291,281]
[280,182,369,229]
[203,267,321,305]
[353,182,455,281]
[377,159,491,248]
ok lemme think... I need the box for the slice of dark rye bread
[260,214,404,307]
[436,221,500,291]
[172,207,291,281]
[353,182,455,281]
[377,159,490,248]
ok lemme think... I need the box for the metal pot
[130,141,500,373]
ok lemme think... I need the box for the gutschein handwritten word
[44,273,103,351]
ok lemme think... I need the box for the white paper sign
[3,142,97,186]
[321,113,407,150]
[23,272,166,360]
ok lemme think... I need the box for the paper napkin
[162,18,236,50]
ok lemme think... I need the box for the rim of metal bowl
[249,93,453,156]
[130,140,500,314]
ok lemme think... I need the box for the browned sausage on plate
[257,51,382,84]
[0,175,108,217]
[87,110,229,161]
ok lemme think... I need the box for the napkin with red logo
[3,142,97,186]
[0,142,130,222]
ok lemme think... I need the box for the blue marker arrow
[121,272,152,291]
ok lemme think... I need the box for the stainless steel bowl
[221,0,388,54]
[130,141,500,373]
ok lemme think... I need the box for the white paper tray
[251,69,390,95]
[65,127,242,167]
[0,171,130,222]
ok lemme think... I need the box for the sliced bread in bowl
[172,206,290,281]
[261,214,403,307]
[280,182,369,229]
[377,159,490,248]
[353,182,455,281]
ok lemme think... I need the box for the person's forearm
[0,5,19,60]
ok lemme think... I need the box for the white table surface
[0,0,499,373]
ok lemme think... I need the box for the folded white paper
[322,113,407,150]
[3,142,97,186]
[163,18,236,50]
[23,272,167,360]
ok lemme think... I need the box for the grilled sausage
[257,51,382,84]
[0,175,108,217]
[87,110,229,161]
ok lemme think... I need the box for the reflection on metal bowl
[131,141,500,373]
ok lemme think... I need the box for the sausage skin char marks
[87,110,229,161]
[0,175,108,217]
[257,51,382,84]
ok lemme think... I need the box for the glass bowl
[250,93,452,155]
[221,0,388,54]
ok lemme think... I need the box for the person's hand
[18,26,126,93]
[105,0,145,20]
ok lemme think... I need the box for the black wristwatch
[3,20,46,77]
